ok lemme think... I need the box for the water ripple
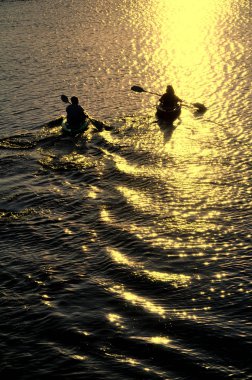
[0,1,251,379]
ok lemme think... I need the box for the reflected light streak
[71,354,88,361]
[100,207,111,223]
[143,269,190,287]
[107,281,200,321]
[107,247,191,288]
[100,204,215,252]
[105,351,166,377]
[133,335,171,347]
[108,283,166,318]
[100,148,158,180]
[150,336,170,345]
[96,277,203,320]
[87,185,102,200]
[116,191,212,248]
[41,294,53,308]
[64,227,73,235]
[105,352,140,368]
[62,152,95,167]
[117,185,158,214]
[107,313,125,329]
[114,181,222,240]
[113,152,146,176]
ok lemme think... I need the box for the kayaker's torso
[66,104,87,128]
[159,93,181,109]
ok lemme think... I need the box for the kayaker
[159,85,181,109]
[66,96,88,130]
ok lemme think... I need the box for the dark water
[0,1,251,379]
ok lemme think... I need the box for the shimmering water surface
[0,1,251,379]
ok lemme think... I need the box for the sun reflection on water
[107,313,125,330]
[136,0,246,97]
[134,335,171,347]
[108,283,166,318]
[151,0,218,81]
[107,247,191,288]
[100,277,202,321]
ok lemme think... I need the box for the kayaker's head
[71,96,79,105]
[166,85,175,95]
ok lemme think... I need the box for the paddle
[131,85,207,113]
[131,86,161,97]
[61,95,112,131]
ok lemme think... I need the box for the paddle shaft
[142,89,162,97]
[131,85,206,112]
[133,88,193,109]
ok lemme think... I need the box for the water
[0,1,251,379]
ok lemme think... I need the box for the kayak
[156,102,181,122]
[61,117,89,136]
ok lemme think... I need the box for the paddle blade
[192,103,207,113]
[90,118,112,131]
[90,118,103,131]
[131,85,145,93]
[61,94,70,103]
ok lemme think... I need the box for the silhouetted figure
[66,96,87,130]
[159,85,181,109]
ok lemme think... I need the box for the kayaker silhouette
[66,96,88,131]
[159,85,182,109]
